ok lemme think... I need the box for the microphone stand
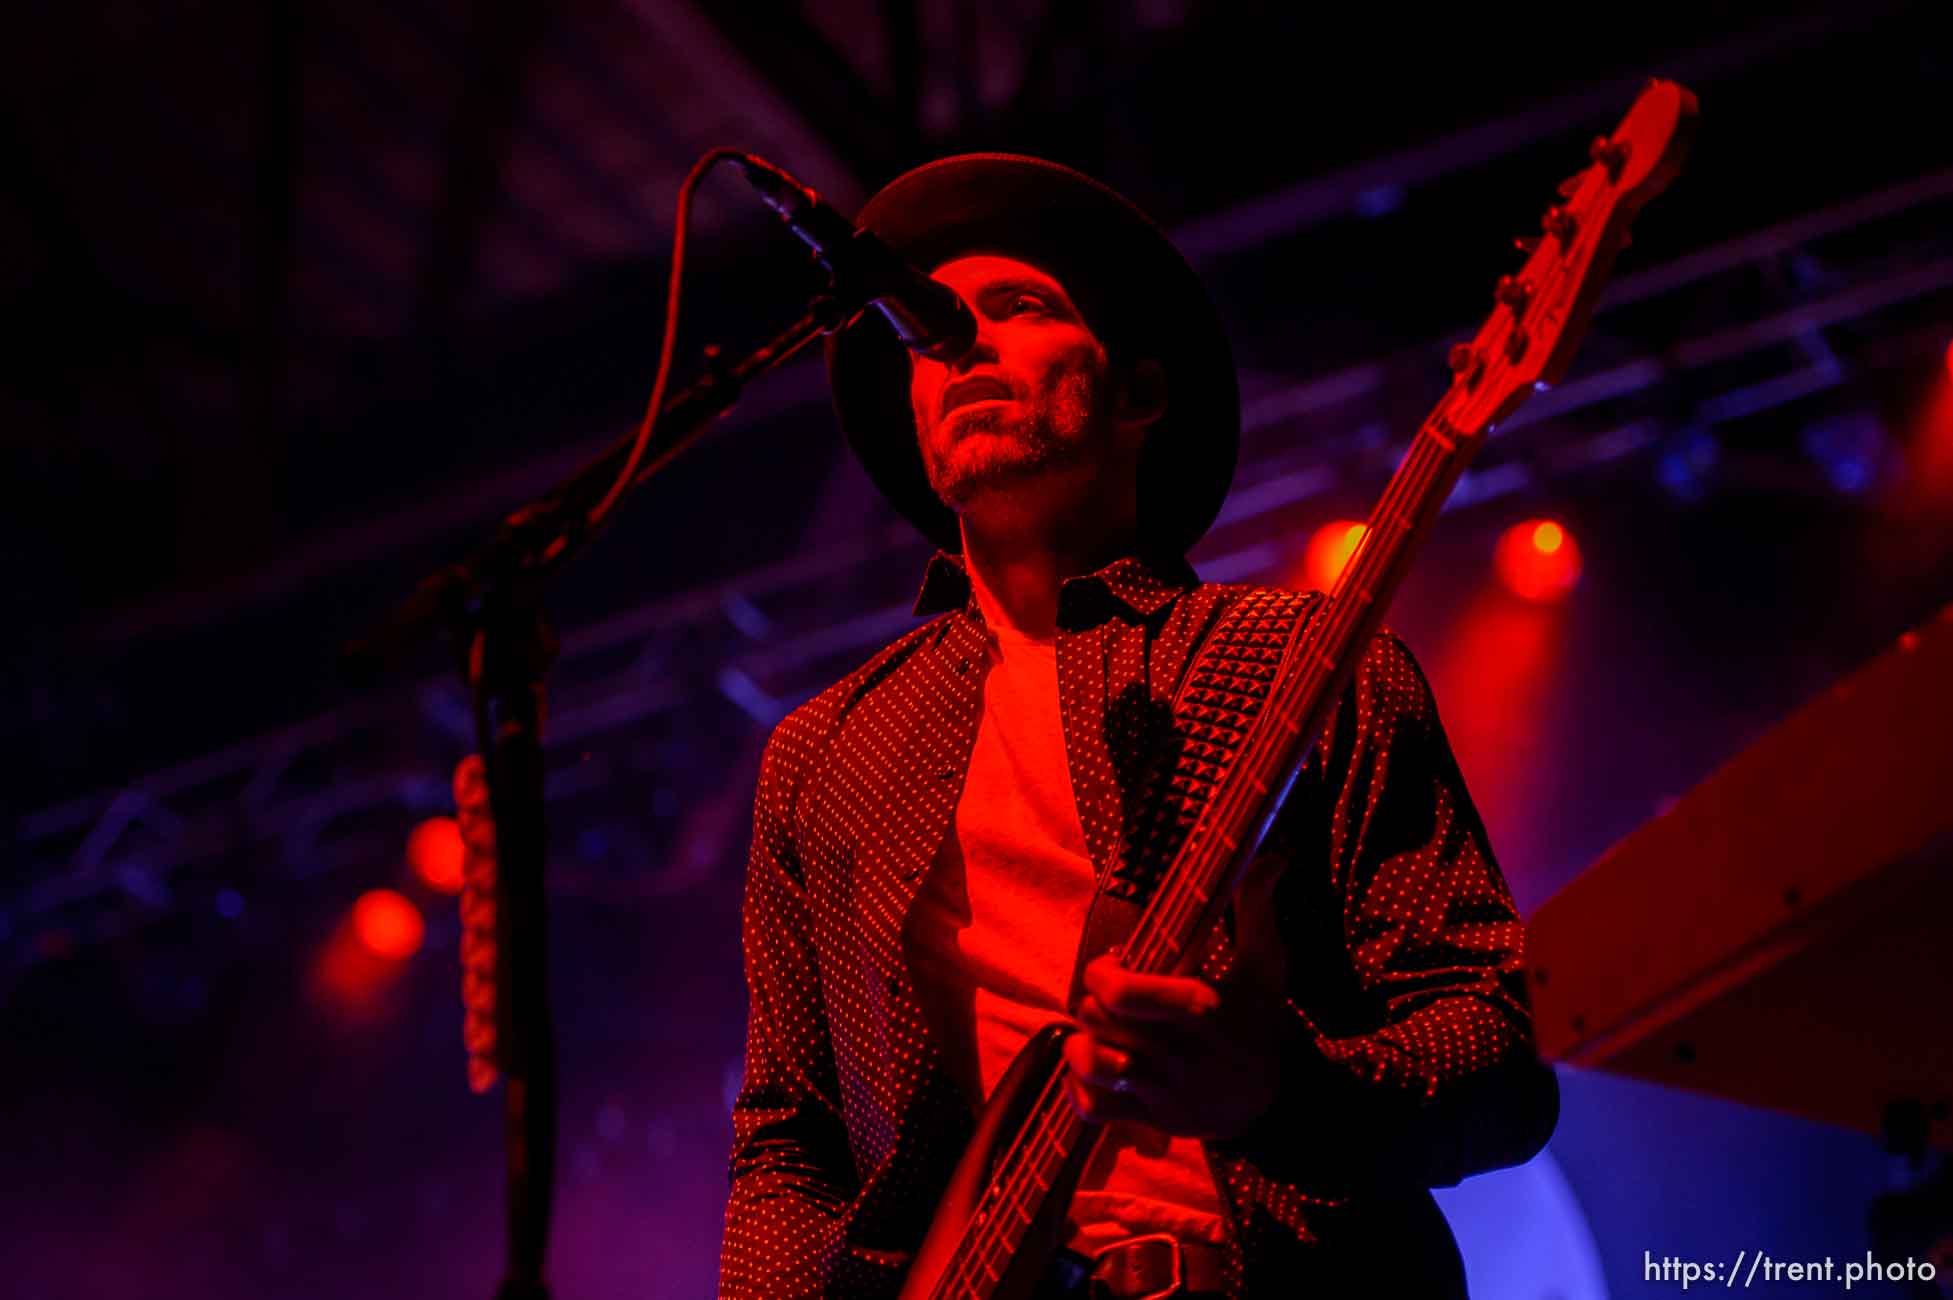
[341,288,846,1300]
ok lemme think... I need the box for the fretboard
[1123,407,1477,979]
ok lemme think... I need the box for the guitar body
[900,1025,1098,1300]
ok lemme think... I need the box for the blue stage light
[1356,184,1405,218]
[1801,412,1885,495]
[1657,429,1719,503]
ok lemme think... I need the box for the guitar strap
[1064,586,1319,1006]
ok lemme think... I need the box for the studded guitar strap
[1065,585,1320,1005]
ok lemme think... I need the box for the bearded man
[718,154,1559,1299]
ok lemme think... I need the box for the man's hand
[1062,850,1291,1139]
[1061,954,1283,1140]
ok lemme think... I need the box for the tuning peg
[1556,172,1586,199]
[1543,206,1578,242]
[1513,234,1543,256]
[1449,343,1478,374]
[1495,275,1533,311]
[1589,135,1631,179]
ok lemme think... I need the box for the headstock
[1444,78,1698,437]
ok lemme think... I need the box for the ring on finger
[1106,1047,1136,1094]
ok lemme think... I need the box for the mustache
[939,374,1016,418]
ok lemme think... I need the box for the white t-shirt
[901,607,1228,1254]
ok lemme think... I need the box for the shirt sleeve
[719,717,857,1298]
[1214,630,1559,1192]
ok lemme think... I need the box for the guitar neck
[918,404,1481,1300]
[1121,402,1479,979]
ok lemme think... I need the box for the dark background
[5,2,1951,1296]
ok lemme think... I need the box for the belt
[1053,1233,1229,1300]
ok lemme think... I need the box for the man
[720,154,1558,1298]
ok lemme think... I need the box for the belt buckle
[1092,1232,1184,1300]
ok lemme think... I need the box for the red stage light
[1303,520,1368,592]
[408,816,466,894]
[1495,518,1583,602]
[354,889,424,959]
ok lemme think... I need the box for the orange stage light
[1495,518,1583,602]
[408,816,466,894]
[353,888,424,959]
[1302,520,1368,592]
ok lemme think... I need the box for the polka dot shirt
[719,550,1558,1298]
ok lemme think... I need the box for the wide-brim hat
[825,154,1239,557]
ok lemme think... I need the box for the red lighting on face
[1303,520,1368,592]
[354,889,424,959]
[409,816,466,894]
[1495,518,1583,602]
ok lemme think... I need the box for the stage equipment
[1302,520,1367,592]
[340,147,953,1300]
[1494,518,1582,601]
[408,816,466,894]
[1529,603,1953,1152]
[738,155,977,360]
[353,888,424,960]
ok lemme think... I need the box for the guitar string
[1126,447,1445,975]
[933,412,1468,1296]
[908,116,1628,1282]
[927,1074,1077,1298]
[947,203,1637,1266]
[936,210,1593,1284]
[936,430,1455,1297]
[934,1077,1082,1298]
[1127,376,1493,975]
[1133,421,1460,976]
[934,414,1466,1297]
[1124,412,1461,977]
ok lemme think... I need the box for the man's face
[908,254,1121,511]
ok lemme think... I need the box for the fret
[1335,581,1377,606]
[1374,500,1421,530]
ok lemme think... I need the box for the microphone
[736,155,976,361]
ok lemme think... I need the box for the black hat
[825,154,1239,556]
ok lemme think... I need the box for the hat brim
[825,154,1238,557]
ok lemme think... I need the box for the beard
[918,366,1104,510]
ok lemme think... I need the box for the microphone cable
[583,146,753,534]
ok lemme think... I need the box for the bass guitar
[897,77,1698,1300]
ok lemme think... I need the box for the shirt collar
[912,548,1198,626]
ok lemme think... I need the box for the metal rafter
[241,0,301,566]
[694,0,921,181]
[10,175,1949,981]
[417,0,552,342]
